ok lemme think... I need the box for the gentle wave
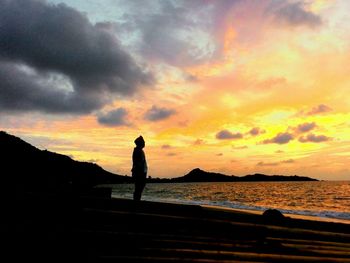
[113,194,350,222]
[111,181,350,222]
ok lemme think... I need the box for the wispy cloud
[232,145,248,150]
[161,144,172,149]
[281,159,295,163]
[257,159,295,166]
[295,122,317,133]
[299,104,333,116]
[262,132,294,144]
[97,108,130,127]
[193,139,205,146]
[248,127,265,136]
[272,1,322,28]
[299,134,332,143]
[144,105,176,121]
[257,161,279,167]
[216,130,243,140]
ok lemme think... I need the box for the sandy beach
[3,192,350,262]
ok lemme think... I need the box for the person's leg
[133,177,146,201]
[139,180,146,199]
[133,180,141,201]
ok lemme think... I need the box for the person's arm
[142,150,148,174]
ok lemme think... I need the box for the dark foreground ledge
[1,193,350,262]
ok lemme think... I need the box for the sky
[0,0,349,180]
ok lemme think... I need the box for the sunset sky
[1,0,349,180]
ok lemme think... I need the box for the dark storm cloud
[113,0,322,67]
[119,0,214,67]
[216,130,243,140]
[272,2,322,28]
[0,62,105,113]
[97,108,129,127]
[96,0,325,72]
[262,132,294,144]
[144,105,176,121]
[0,0,153,114]
[299,134,331,143]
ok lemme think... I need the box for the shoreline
[200,203,350,225]
[111,194,350,225]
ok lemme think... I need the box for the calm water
[111,181,350,222]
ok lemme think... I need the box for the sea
[110,181,350,223]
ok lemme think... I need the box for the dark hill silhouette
[0,131,317,198]
[0,131,131,197]
[149,168,318,183]
[171,168,238,182]
[241,173,317,182]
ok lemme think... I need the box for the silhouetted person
[131,136,148,201]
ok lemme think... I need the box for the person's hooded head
[134,135,145,148]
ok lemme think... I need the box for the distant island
[149,168,318,183]
[0,131,318,197]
